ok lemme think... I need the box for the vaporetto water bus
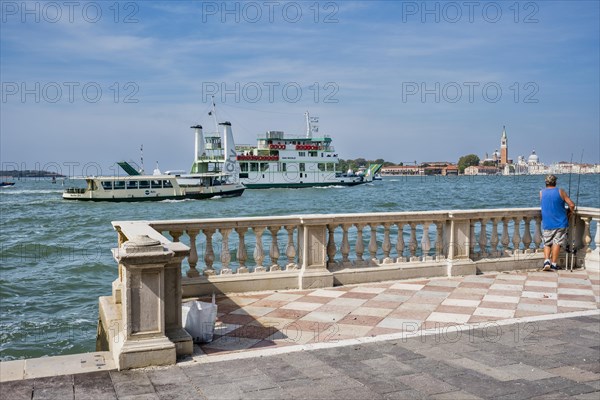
[62,172,245,202]
[190,108,382,189]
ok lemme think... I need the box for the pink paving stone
[447,292,486,300]
[287,319,336,333]
[386,309,431,321]
[558,294,597,302]
[433,305,477,315]
[518,297,558,306]
[486,290,524,297]
[459,282,493,289]
[249,339,292,349]
[249,299,291,308]
[514,309,551,318]
[522,285,557,293]
[339,291,380,300]
[477,301,518,310]
[558,282,593,288]
[217,314,256,325]
[363,300,405,309]
[263,308,311,319]
[557,306,592,313]
[526,275,558,282]
[315,304,356,314]
[405,295,446,305]
[421,285,456,293]
[295,295,336,304]
[228,325,281,340]
[337,314,385,326]
[383,289,424,297]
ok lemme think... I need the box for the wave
[0,189,63,195]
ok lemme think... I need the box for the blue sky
[1,1,598,175]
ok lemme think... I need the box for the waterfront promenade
[2,268,599,399]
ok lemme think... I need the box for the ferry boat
[190,108,377,189]
[62,172,244,202]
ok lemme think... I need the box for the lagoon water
[1,174,599,361]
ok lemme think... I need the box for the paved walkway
[194,269,599,357]
[1,268,599,399]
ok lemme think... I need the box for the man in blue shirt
[540,174,575,271]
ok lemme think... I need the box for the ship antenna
[140,144,144,174]
[211,95,219,135]
[305,111,311,138]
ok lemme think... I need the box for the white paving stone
[350,307,394,317]
[377,317,422,330]
[327,297,369,307]
[308,289,346,298]
[390,283,425,291]
[525,280,558,288]
[280,302,324,311]
[557,288,595,296]
[426,312,471,324]
[521,291,558,300]
[482,295,520,304]
[349,286,387,294]
[490,284,524,291]
[441,298,481,308]
[473,308,515,318]
[557,300,598,309]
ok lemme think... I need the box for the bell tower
[500,126,508,166]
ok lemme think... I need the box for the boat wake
[313,185,345,189]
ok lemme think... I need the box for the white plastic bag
[182,294,218,343]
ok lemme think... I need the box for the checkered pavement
[195,269,600,356]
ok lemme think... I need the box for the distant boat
[1,182,15,187]
[62,173,244,202]
[51,176,56,184]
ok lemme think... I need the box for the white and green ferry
[190,111,379,189]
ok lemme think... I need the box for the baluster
[220,228,232,274]
[490,219,499,257]
[186,229,200,278]
[511,217,521,254]
[268,226,281,271]
[435,222,444,261]
[327,224,337,269]
[582,217,592,254]
[340,224,351,267]
[469,220,476,259]
[253,227,266,272]
[382,223,392,264]
[593,218,600,256]
[409,222,418,261]
[236,227,248,273]
[522,217,532,253]
[396,223,405,262]
[170,230,182,243]
[421,222,431,261]
[355,224,365,267]
[203,228,216,276]
[368,224,379,265]
[478,219,488,258]
[533,216,542,252]
[501,218,510,255]
[285,225,298,270]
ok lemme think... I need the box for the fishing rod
[569,150,584,272]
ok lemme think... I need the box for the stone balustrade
[97,207,599,370]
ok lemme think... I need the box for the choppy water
[1,174,598,360]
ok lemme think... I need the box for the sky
[1,0,599,176]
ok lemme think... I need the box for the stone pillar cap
[122,235,164,254]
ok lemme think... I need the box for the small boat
[62,172,244,202]
[1,181,15,187]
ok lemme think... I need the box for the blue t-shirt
[541,187,568,229]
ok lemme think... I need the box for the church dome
[528,150,539,164]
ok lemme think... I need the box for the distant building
[500,126,508,166]
[380,165,423,176]
[464,165,499,175]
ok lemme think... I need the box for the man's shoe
[550,264,561,271]
[542,261,552,271]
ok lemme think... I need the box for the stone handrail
[99,207,599,370]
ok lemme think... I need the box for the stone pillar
[164,251,193,356]
[445,217,476,277]
[298,224,333,289]
[112,235,177,370]
[585,217,600,272]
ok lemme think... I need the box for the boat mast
[210,95,219,135]
[139,144,144,174]
[305,111,311,138]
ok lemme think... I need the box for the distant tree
[482,161,496,167]
[458,154,480,173]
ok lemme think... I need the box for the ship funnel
[191,124,204,161]
[219,121,239,179]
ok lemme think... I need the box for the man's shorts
[543,228,567,247]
